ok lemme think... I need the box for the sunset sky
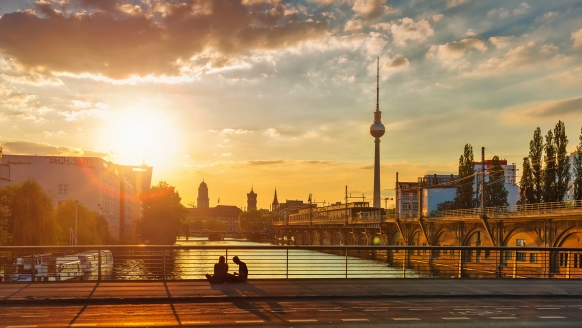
[0,0,581,209]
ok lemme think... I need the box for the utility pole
[395,172,399,219]
[345,185,349,225]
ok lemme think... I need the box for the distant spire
[272,188,279,206]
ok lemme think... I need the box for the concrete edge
[2,293,582,306]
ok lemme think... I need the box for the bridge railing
[1,245,581,282]
[436,199,582,220]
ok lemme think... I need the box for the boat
[11,254,83,282]
[77,250,114,273]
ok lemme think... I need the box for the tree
[542,129,557,202]
[55,200,113,245]
[529,127,544,203]
[573,127,582,201]
[553,121,570,202]
[139,181,186,244]
[518,157,535,204]
[238,209,269,231]
[484,156,509,207]
[0,180,59,245]
[0,195,10,246]
[454,144,476,209]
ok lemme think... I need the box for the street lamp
[75,200,79,245]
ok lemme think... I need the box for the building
[187,205,242,231]
[197,180,209,208]
[0,154,152,240]
[187,180,242,230]
[247,187,257,211]
[396,160,519,217]
[272,188,279,211]
[0,148,8,183]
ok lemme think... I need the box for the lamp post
[75,200,79,246]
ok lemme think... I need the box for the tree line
[439,121,582,212]
[0,180,113,246]
[519,121,582,204]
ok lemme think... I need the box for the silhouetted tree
[0,196,10,245]
[573,127,582,201]
[542,129,557,202]
[0,180,59,245]
[485,156,509,207]
[238,209,269,231]
[518,157,535,205]
[529,127,544,203]
[554,121,570,201]
[454,144,476,209]
[139,181,186,244]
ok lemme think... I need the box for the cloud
[0,140,112,157]
[447,0,469,8]
[246,160,286,165]
[0,0,329,79]
[573,28,582,48]
[527,97,582,118]
[427,38,487,68]
[219,128,252,135]
[264,128,281,138]
[489,36,512,49]
[352,0,392,21]
[344,19,363,33]
[388,18,433,46]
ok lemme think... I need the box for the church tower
[247,187,257,211]
[272,188,279,210]
[197,180,210,208]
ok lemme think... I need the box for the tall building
[0,154,151,240]
[247,187,257,211]
[369,57,385,208]
[197,180,209,208]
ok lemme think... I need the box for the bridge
[273,200,582,248]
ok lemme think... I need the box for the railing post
[345,248,348,278]
[457,249,463,278]
[567,251,571,279]
[286,248,289,279]
[512,250,517,278]
[162,249,166,280]
[402,249,407,278]
[98,249,102,281]
[31,250,35,282]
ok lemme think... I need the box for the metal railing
[2,245,582,282]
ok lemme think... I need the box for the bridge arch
[433,227,458,246]
[462,227,493,246]
[554,227,582,247]
[502,227,542,247]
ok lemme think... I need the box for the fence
[1,245,582,282]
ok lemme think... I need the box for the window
[505,251,513,260]
[58,184,68,194]
[485,250,491,259]
[516,239,526,246]
[559,253,568,267]
[530,253,538,263]
[516,252,526,261]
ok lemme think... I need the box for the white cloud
[427,38,487,69]
[513,3,530,15]
[352,0,392,20]
[572,28,582,48]
[264,128,280,138]
[344,19,364,33]
[389,18,434,46]
[489,36,512,49]
[219,128,252,135]
[432,14,444,22]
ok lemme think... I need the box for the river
[99,238,423,280]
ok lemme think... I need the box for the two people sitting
[205,255,248,284]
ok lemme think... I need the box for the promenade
[2,279,582,305]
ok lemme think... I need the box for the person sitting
[227,256,248,283]
[205,255,228,284]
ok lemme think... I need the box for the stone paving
[1,279,582,304]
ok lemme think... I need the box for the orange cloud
[0,0,328,79]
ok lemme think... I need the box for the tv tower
[369,57,385,208]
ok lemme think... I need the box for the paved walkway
[1,279,582,304]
